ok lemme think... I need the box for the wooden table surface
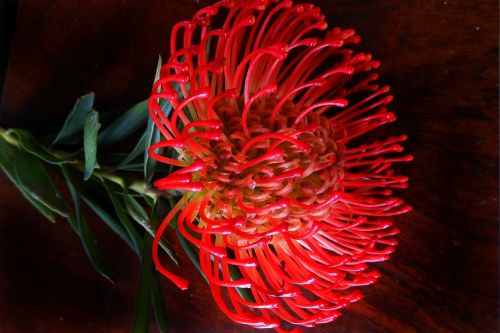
[0,1,498,332]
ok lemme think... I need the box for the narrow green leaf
[153,55,162,88]
[13,145,68,217]
[61,165,114,282]
[132,232,153,333]
[144,195,155,208]
[176,228,207,283]
[0,136,59,222]
[98,100,148,147]
[151,271,169,333]
[18,186,59,222]
[124,193,149,222]
[11,180,60,223]
[117,131,147,169]
[84,110,100,180]
[116,163,144,172]
[124,194,179,265]
[60,166,80,233]
[10,129,72,165]
[145,99,176,180]
[145,56,171,185]
[80,192,136,251]
[53,93,95,145]
[150,197,169,333]
[144,118,160,185]
[102,180,142,255]
[75,214,115,283]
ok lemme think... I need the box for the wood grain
[0,1,498,332]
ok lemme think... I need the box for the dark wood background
[0,0,498,332]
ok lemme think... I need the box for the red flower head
[148,0,412,331]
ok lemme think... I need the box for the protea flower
[147,0,412,331]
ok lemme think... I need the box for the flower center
[198,96,344,238]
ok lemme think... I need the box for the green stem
[0,126,157,199]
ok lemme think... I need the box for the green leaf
[117,131,147,169]
[153,55,162,91]
[151,271,169,333]
[60,166,80,233]
[18,186,60,222]
[144,195,155,208]
[14,159,68,217]
[61,165,114,282]
[144,56,163,184]
[6,140,68,218]
[124,192,149,222]
[132,232,153,333]
[102,180,142,255]
[149,197,169,333]
[144,118,160,185]
[10,129,73,165]
[0,136,59,222]
[124,194,179,265]
[53,93,95,145]
[144,57,181,185]
[117,163,144,172]
[98,100,148,147]
[80,192,136,251]
[176,228,207,283]
[84,110,100,180]
[77,214,115,283]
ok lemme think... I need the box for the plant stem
[0,126,158,199]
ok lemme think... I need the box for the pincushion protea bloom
[147,0,412,331]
